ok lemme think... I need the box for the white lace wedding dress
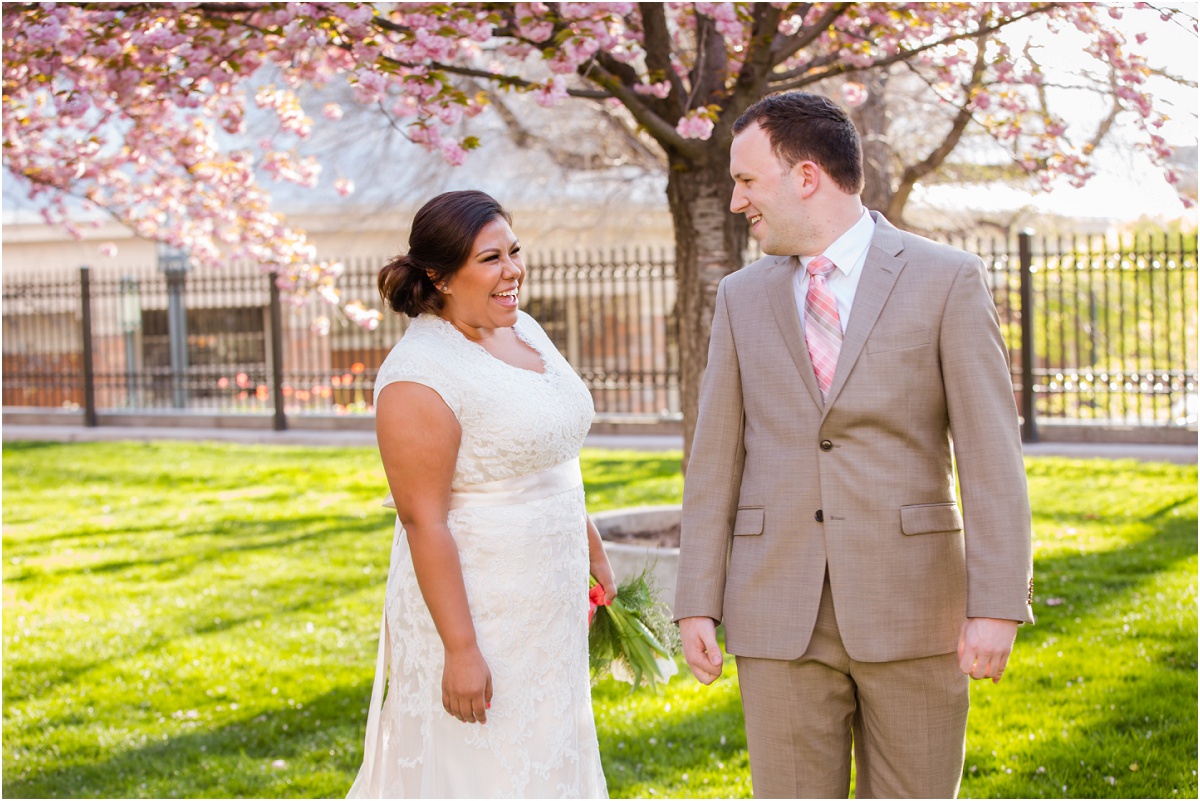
[347,311,608,799]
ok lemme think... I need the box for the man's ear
[793,160,821,200]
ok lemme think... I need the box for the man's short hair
[733,91,864,195]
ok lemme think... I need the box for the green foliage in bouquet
[588,570,681,691]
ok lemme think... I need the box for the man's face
[729,122,810,256]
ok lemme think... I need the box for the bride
[347,190,615,798]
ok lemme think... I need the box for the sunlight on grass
[2,442,1194,798]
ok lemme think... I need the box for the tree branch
[640,1,688,116]
[768,2,853,65]
[584,61,703,159]
[690,11,730,107]
[1148,65,1199,89]
[728,4,785,115]
[375,55,609,99]
[1087,67,1124,152]
[768,3,1063,91]
[769,51,841,84]
[891,34,991,214]
[466,77,663,172]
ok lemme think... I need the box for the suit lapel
[765,254,824,408]
[823,212,907,410]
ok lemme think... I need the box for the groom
[674,91,1034,798]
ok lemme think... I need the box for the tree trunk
[851,71,895,217]
[666,151,748,469]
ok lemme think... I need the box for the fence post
[268,273,288,431]
[1018,230,1038,443]
[162,261,190,409]
[79,266,98,427]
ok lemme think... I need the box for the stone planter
[593,504,681,614]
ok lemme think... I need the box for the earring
[440,284,449,292]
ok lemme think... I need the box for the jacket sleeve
[674,279,747,622]
[940,257,1035,624]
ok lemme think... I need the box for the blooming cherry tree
[3,1,1190,456]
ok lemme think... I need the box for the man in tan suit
[674,91,1034,798]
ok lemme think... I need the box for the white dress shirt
[794,208,876,334]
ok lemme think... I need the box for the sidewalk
[2,424,1195,464]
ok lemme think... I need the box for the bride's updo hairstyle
[378,190,513,318]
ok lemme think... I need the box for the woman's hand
[442,643,493,724]
[586,515,618,603]
[590,553,618,604]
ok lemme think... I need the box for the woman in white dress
[347,190,615,798]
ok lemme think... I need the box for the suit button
[814,509,824,523]
[820,440,833,451]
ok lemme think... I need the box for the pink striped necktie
[804,255,842,400]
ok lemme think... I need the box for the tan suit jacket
[675,212,1033,664]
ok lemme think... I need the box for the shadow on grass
[599,681,749,798]
[3,679,374,799]
[0,440,67,453]
[967,647,1197,798]
[4,506,395,708]
[965,499,1197,797]
[1023,504,1197,644]
[4,513,392,583]
[3,576,381,708]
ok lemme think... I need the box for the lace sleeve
[373,348,462,419]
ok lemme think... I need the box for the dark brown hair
[378,190,513,317]
[732,91,864,194]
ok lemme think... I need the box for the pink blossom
[392,96,420,118]
[408,124,443,148]
[437,103,463,126]
[0,0,1182,324]
[634,81,671,99]
[352,69,387,104]
[440,141,468,166]
[343,5,374,26]
[534,76,569,108]
[675,110,715,140]
[839,82,867,109]
[520,19,555,41]
[343,300,382,330]
[333,177,355,197]
[98,241,118,258]
[25,19,62,47]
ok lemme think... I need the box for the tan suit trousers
[737,574,970,799]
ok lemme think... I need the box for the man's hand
[679,616,724,684]
[958,617,1019,683]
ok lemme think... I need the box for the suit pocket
[866,326,930,354]
[733,506,765,536]
[900,502,963,535]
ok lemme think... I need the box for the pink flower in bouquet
[588,573,679,690]
[588,582,610,626]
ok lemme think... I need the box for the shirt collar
[799,207,875,276]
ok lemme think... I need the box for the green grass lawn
[2,441,1195,798]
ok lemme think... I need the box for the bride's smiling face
[438,217,525,339]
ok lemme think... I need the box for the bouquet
[588,570,680,690]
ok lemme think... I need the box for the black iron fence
[2,247,680,424]
[3,232,1196,437]
[942,230,1197,435]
